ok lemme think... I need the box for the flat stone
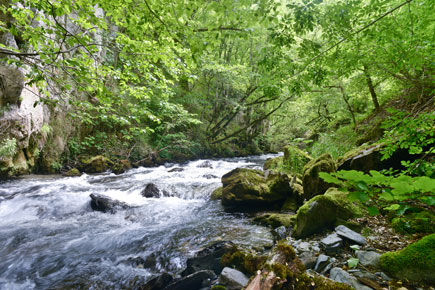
[218,267,249,290]
[356,250,381,267]
[314,254,330,273]
[335,225,367,245]
[321,233,343,254]
[330,267,372,290]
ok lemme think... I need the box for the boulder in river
[89,193,129,213]
[197,161,213,168]
[111,159,132,174]
[302,153,336,199]
[182,241,235,276]
[293,188,363,239]
[221,168,286,209]
[80,155,113,174]
[63,168,81,177]
[141,183,170,198]
[168,167,184,172]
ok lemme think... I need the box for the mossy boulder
[283,145,313,173]
[293,188,363,239]
[302,153,336,199]
[391,210,435,235]
[210,187,223,200]
[221,168,285,209]
[63,168,81,177]
[337,143,421,173]
[380,234,435,284]
[253,213,296,228]
[111,159,132,174]
[263,156,283,171]
[80,155,113,174]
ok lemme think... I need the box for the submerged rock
[293,188,363,239]
[197,161,213,168]
[182,241,235,276]
[218,267,250,290]
[168,167,184,172]
[379,233,435,284]
[163,270,215,290]
[141,183,170,198]
[302,153,336,199]
[89,193,129,213]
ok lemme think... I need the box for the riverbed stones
[356,250,381,267]
[218,267,250,290]
[302,153,336,199]
[314,254,330,273]
[163,270,215,290]
[182,241,235,276]
[330,267,373,290]
[321,233,343,254]
[335,225,367,245]
[293,188,362,239]
[89,193,129,213]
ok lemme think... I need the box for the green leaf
[347,258,359,269]
[367,206,380,216]
[384,204,400,211]
[355,181,369,192]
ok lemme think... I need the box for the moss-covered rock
[210,187,223,200]
[221,168,285,209]
[63,168,81,177]
[221,246,267,276]
[293,188,363,239]
[380,234,435,283]
[302,153,336,199]
[111,159,132,174]
[391,211,435,235]
[253,213,296,228]
[80,155,113,174]
[263,156,283,171]
[283,145,313,174]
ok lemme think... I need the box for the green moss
[391,211,435,234]
[64,168,81,177]
[275,241,296,261]
[221,247,266,276]
[211,286,227,290]
[302,153,336,199]
[282,145,313,174]
[263,156,283,171]
[379,233,435,283]
[210,187,223,200]
[253,213,295,228]
[293,188,363,238]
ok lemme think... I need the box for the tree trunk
[363,65,380,111]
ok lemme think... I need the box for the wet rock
[218,267,250,290]
[111,159,132,174]
[253,213,295,228]
[335,225,367,245]
[330,267,373,290]
[302,153,336,199]
[63,168,82,177]
[141,183,161,198]
[273,226,287,240]
[140,272,173,290]
[203,174,218,179]
[182,241,235,276]
[163,270,215,290]
[197,161,213,168]
[221,168,284,209]
[356,250,381,267]
[168,167,184,172]
[293,188,363,239]
[321,233,343,255]
[314,254,330,273]
[210,187,223,200]
[298,252,317,269]
[89,193,129,213]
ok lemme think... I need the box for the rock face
[0,65,25,107]
[293,188,362,239]
[89,194,129,213]
[163,270,215,290]
[182,241,235,276]
[302,153,336,199]
[379,233,435,284]
[330,267,373,290]
[218,267,250,290]
[221,168,280,208]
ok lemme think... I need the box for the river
[0,154,279,289]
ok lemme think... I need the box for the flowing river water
[0,154,280,289]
